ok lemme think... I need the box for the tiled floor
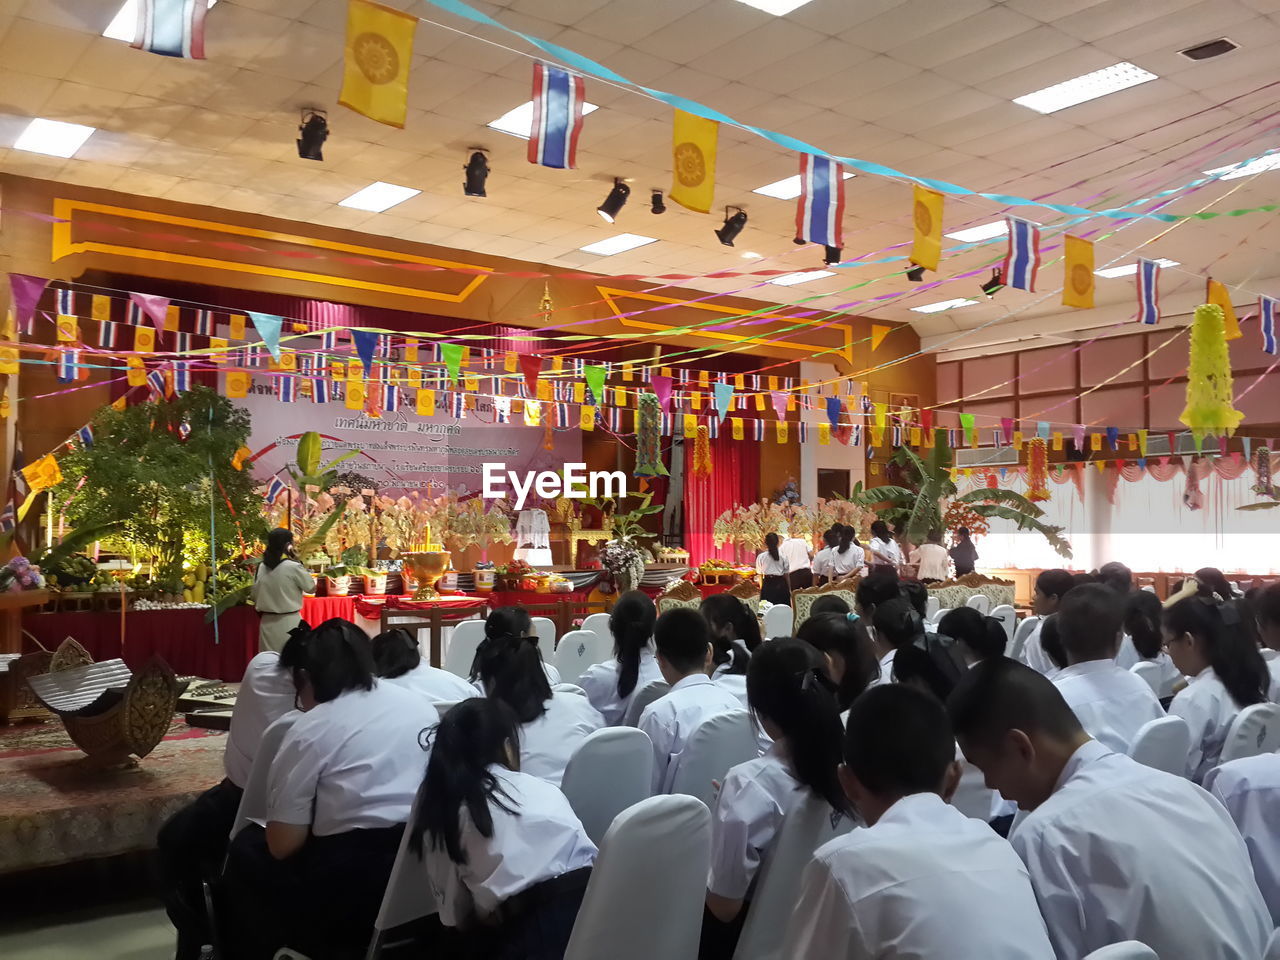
[0,901,174,960]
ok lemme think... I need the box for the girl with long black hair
[937,606,1007,667]
[700,593,758,708]
[251,527,316,652]
[812,526,840,585]
[829,524,866,579]
[414,698,596,960]
[578,590,661,725]
[1115,591,1183,701]
[373,627,477,704]
[701,639,852,959]
[1164,596,1269,782]
[867,519,904,571]
[755,531,791,605]
[795,611,879,710]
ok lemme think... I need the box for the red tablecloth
[351,595,488,619]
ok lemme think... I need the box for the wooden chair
[726,580,761,615]
[791,575,863,627]
[656,580,703,615]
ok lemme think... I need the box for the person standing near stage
[867,520,904,572]
[252,528,316,653]
[779,527,815,591]
[949,527,979,577]
[756,532,791,606]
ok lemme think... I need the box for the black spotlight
[715,207,748,247]
[296,110,327,162]
[906,264,925,282]
[650,191,666,215]
[823,245,842,265]
[463,150,489,197]
[980,267,1006,298]
[597,179,630,222]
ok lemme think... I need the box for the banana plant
[286,431,360,493]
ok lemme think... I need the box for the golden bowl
[402,551,452,600]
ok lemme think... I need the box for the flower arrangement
[0,557,45,593]
[446,496,513,560]
[600,538,645,593]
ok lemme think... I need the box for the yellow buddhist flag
[1090,433,1102,451]
[229,314,246,340]
[768,376,779,391]
[573,382,585,404]
[512,399,524,415]
[661,367,673,378]
[614,387,627,407]
[551,356,563,373]
[1052,431,1063,451]
[164,304,180,332]
[691,391,703,411]
[504,352,517,372]
[464,374,478,392]
[818,423,831,445]
[581,405,596,430]
[416,388,434,416]
[734,374,744,389]
[731,417,743,440]
[21,454,61,493]
[910,185,944,272]
[209,336,228,364]
[56,315,78,342]
[910,427,922,446]
[0,347,16,374]
[225,370,249,397]
[1126,433,1137,451]
[404,340,419,363]
[524,399,541,426]
[0,384,9,420]
[670,109,718,214]
[231,446,252,471]
[1013,431,1024,450]
[776,422,788,444]
[346,379,365,410]
[338,0,417,129]
[1138,429,1149,457]
[406,366,422,389]
[1062,235,1095,309]
[871,428,884,446]
[127,357,147,387]
[134,326,155,352]
[536,380,552,401]
[1207,279,1241,340]
[683,414,697,438]
[622,363,633,382]
[1,310,13,339]
[91,295,110,323]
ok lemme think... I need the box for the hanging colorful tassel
[1254,445,1278,500]
[635,392,669,477]
[1180,303,1243,439]
[1027,438,1051,501]
[693,425,712,475]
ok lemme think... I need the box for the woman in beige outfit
[250,528,315,652]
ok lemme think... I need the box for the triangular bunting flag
[9,274,48,334]
[440,343,464,384]
[584,364,606,405]
[870,324,891,351]
[713,382,734,420]
[249,311,284,362]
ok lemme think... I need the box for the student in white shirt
[812,527,839,585]
[159,642,298,959]
[938,606,1006,667]
[866,520,904,571]
[1116,590,1183,701]
[415,697,595,959]
[855,574,907,684]
[779,530,814,591]
[701,593,758,707]
[1163,596,1270,782]
[251,528,316,652]
[796,609,880,711]
[577,590,661,725]
[1207,751,1280,926]
[1250,583,1280,699]
[702,639,851,960]
[909,529,951,583]
[1050,584,1163,754]
[372,627,477,704]
[1020,569,1074,676]
[828,526,866,580]
[474,607,604,787]
[948,659,1271,960]
[638,608,744,794]
[782,684,1055,960]
[224,619,439,960]
[755,532,791,606]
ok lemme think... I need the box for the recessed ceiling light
[579,234,657,256]
[1205,154,1280,181]
[338,181,420,213]
[103,0,218,41]
[769,270,836,286]
[752,171,854,200]
[732,0,817,14]
[1094,258,1179,279]
[14,118,96,158]
[910,298,979,314]
[945,221,1009,243]
[1013,62,1157,114]
[487,100,600,139]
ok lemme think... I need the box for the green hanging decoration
[634,392,669,478]
[1180,303,1243,439]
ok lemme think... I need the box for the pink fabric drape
[684,434,759,565]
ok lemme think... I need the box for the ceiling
[1,0,1279,360]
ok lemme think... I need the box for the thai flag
[132,0,207,59]
[99,320,117,349]
[178,420,191,440]
[0,500,14,533]
[451,392,465,419]
[1136,259,1161,325]
[558,403,573,428]
[264,477,286,505]
[56,288,75,316]
[752,418,765,441]
[608,407,622,433]
[147,368,166,399]
[176,332,191,355]
[494,397,511,423]
[127,302,144,326]
[708,418,719,440]
[795,153,846,249]
[172,361,190,393]
[77,425,94,448]
[193,310,213,336]
[1261,296,1277,355]
[384,377,400,412]
[854,424,863,447]
[276,373,296,403]
[528,63,585,170]
[321,329,337,352]
[893,426,902,446]
[1001,217,1041,292]
[312,373,329,404]
[57,349,79,382]
[799,422,809,443]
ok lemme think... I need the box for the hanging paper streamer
[1136,258,1161,325]
[693,425,712,475]
[910,185,943,272]
[1261,296,1278,355]
[795,153,845,248]
[1062,235,1095,309]
[634,392,669,478]
[339,0,417,128]
[1001,217,1041,292]
[670,109,718,214]
[529,62,586,169]
[1180,303,1243,439]
[132,0,207,59]
[1254,445,1278,499]
[1206,279,1242,341]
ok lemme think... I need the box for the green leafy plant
[287,431,360,494]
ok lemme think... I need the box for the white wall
[800,361,864,504]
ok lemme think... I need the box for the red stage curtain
[684,435,759,565]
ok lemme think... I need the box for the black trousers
[760,575,790,606]
[447,868,591,960]
[222,822,404,960]
[156,778,244,960]
[699,903,749,960]
[788,569,814,591]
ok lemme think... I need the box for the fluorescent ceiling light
[910,298,979,314]
[14,118,96,158]
[1095,258,1178,279]
[945,221,1009,243]
[1205,154,1280,181]
[769,270,835,286]
[579,233,657,256]
[488,100,600,139]
[338,181,420,213]
[1014,62,1157,114]
[104,0,217,41]
[733,0,817,15]
[752,171,854,200]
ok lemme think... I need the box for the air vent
[955,446,1020,468]
[1179,38,1238,61]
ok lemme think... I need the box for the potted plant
[582,491,662,593]
[446,496,514,581]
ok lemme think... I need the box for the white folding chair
[442,619,487,678]
[1008,615,1040,661]
[1262,648,1279,662]
[733,796,856,960]
[1128,716,1191,776]
[622,679,671,727]
[1082,943,1158,959]
[560,727,654,845]
[762,604,793,639]
[930,606,951,625]
[531,616,556,662]
[1130,661,1162,697]
[989,604,1016,643]
[1221,702,1280,764]
[581,613,612,644]
[553,629,615,686]
[668,710,759,809]
[228,712,299,842]
[563,795,711,960]
[965,593,991,615]
[925,595,941,620]
[365,791,437,960]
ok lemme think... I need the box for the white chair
[1130,661,1162,697]
[762,603,793,639]
[1141,584,1156,593]
[1221,702,1280,764]
[1266,925,1280,960]
[228,712,299,841]
[531,616,556,663]
[733,796,856,960]
[930,606,951,625]
[622,679,670,727]
[1008,615,1041,661]
[1128,716,1191,776]
[563,795,711,960]
[669,710,758,809]
[924,595,940,620]
[553,629,614,685]
[443,619,487,678]
[989,604,1016,643]
[581,612,612,644]
[1262,648,1279,662]
[1082,943,1158,959]
[561,727,654,845]
[365,790,436,960]
[965,593,991,615]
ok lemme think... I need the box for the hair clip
[846,612,860,623]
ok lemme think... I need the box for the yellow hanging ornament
[1180,303,1243,439]
[1027,438,1050,502]
[693,425,712,475]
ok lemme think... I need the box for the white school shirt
[517,691,606,787]
[1050,658,1163,754]
[867,537,903,568]
[268,681,438,836]
[1018,619,1059,678]
[782,792,1054,960]
[638,673,744,794]
[251,559,315,614]
[910,543,951,581]
[711,661,750,709]
[1114,637,1184,699]
[868,648,896,687]
[779,537,812,573]
[1268,657,1280,702]
[1168,666,1245,782]
[812,547,834,580]
[386,660,477,704]
[471,661,562,697]
[829,546,865,578]
[1012,740,1270,960]
[1206,752,1280,927]
[426,765,597,927]
[224,651,297,789]
[577,647,663,726]
[755,551,789,577]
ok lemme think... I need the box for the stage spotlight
[597,179,630,222]
[823,245,842,265]
[980,267,1006,298]
[650,191,666,215]
[906,265,925,282]
[463,150,489,197]
[296,110,327,162]
[715,207,748,246]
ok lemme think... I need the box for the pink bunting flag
[651,375,673,413]
[129,292,171,338]
[1000,417,1014,445]
[9,274,49,334]
[771,391,788,420]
